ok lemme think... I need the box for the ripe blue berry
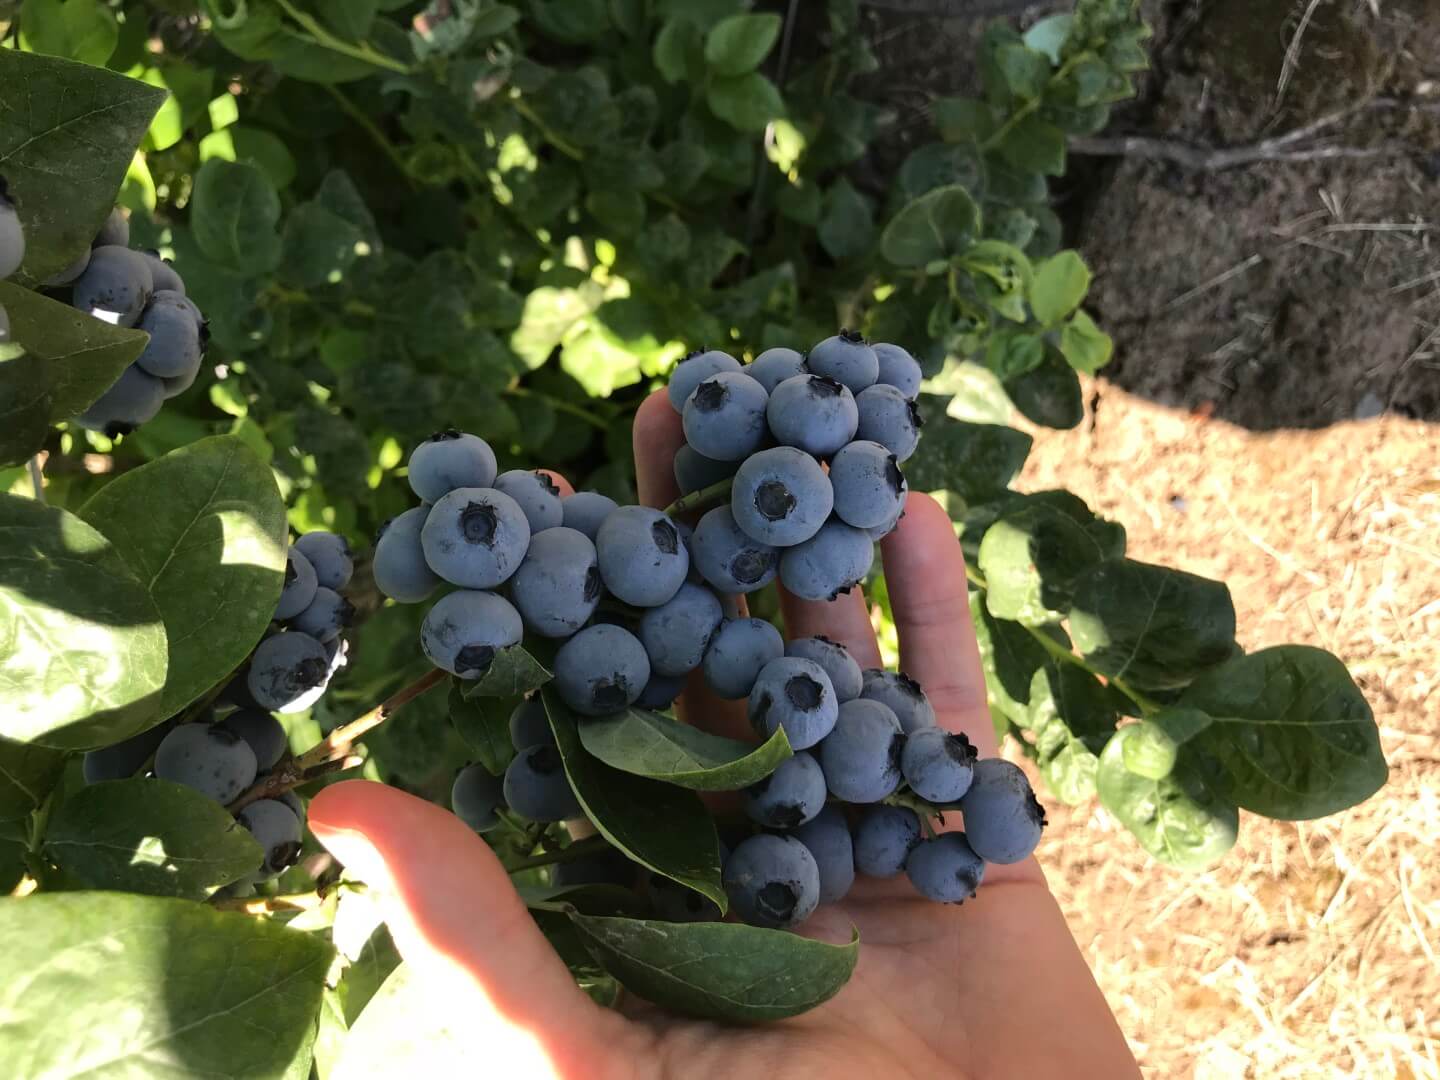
[560,491,618,540]
[274,546,319,621]
[901,728,977,803]
[958,758,1046,864]
[82,719,177,784]
[421,487,531,589]
[742,751,827,828]
[238,798,303,877]
[746,347,807,392]
[667,348,742,412]
[682,371,770,461]
[702,617,784,700]
[872,342,923,399]
[855,384,923,462]
[793,805,855,904]
[43,248,90,287]
[766,374,858,458]
[828,441,908,530]
[140,251,185,294]
[293,532,353,590]
[451,764,505,832]
[407,430,498,502]
[730,446,833,547]
[72,246,154,327]
[553,624,651,716]
[220,710,288,772]
[503,744,582,822]
[639,581,724,677]
[74,364,165,437]
[134,294,202,379]
[94,207,130,249]
[853,805,922,878]
[635,673,687,711]
[779,520,874,601]
[509,697,553,749]
[493,469,564,533]
[288,587,354,644]
[373,507,440,603]
[673,443,739,496]
[689,506,778,594]
[155,723,258,804]
[905,832,985,903]
[785,636,863,702]
[509,526,602,638]
[806,330,878,393]
[860,669,936,734]
[247,632,331,713]
[595,505,689,607]
[420,589,524,679]
[0,181,24,279]
[818,698,904,803]
[747,656,838,750]
[723,834,821,930]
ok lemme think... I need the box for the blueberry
[905,832,986,903]
[420,589,524,679]
[745,347,807,392]
[855,384,923,462]
[509,696,554,749]
[860,669,936,734]
[702,617,784,700]
[852,805,921,878]
[828,441,908,531]
[74,364,164,437]
[493,469,564,533]
[82,719,177,783]
[901,728,977,803]
[0,182,23,280]
[133,295,201,379]
[451,763,505,832]
[742,751,827,828]
[287,586,354,644]
[247,632,331,713]
[44,247,90,288]
[292,532,353,590]
[503,744,582,822]
[648,873,722,922]
[872,342,923,399]
[766,374,858,458]
[407,430,498,502]
[155,722,258,804]
[553,624,651,716]
[373,506,441,603]
[93,207,130,249]
[747,656,838,751]
[793,805,855,904]
[140,251,185,295]
[730,446,833,547]
[682,371,770,461]
[561,491,618,541]
[958,758,1046,864]
[509,526,602,638]
[238,798,303,876]
[667,348,742,412]
[818,698,904,803]
[866,504,906,541]
[274,546,319,621]
[779,520,875,601]
[806,330,879,394]
[635,672,687,711]
[785,636,863,703]
[421,487,531,589]
[72,245,154,327]
[638,581,723,677]
[722,834,820,929]
[277,789,306,826]
[689,506,779,594]
[595,505,689,607]
[219,710,289,772]
[673,443,739,496]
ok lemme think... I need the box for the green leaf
[1005,350,1084,430]
[969,591,1050,726]
[983,330,1045,381]
[314,0,378,40]
[706,73,785,132]
[530,0,609,42]
[457,644,552,699]
[979,504,1107,626]
[1027,664,1122,804]
[510,284,604,371]
[570,913,858,1022]
[995,43,1051,100]
[880,185,981,268]
[19,0,118,66]
[1059,309,1114,373]
[1030,250,1092,326]
[933,97,997,143]
[1121,708,1213,781]
[578,708,792,790]
[0,494,167,749]
[280,202,365,288]
[1022,14,1074,63]
[448,684,513,776]
[333,962,471,1074]
[0,891,332,1074]
[1097,729,1239,870]
[46,779,263,899]
[703,13,782,76]
[653,17,704,85]
[79,436,288,717]
[1068,559,1237,692]
[543,689,725,910]
[0,49,167,285]
[0,738,65,822]
[998,115,1066,176]
[1182,646,1387,820]
[905,414,1031,502]
[817,178,875,260]
[190,159,283,274]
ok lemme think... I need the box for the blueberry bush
[0,0,1386,1066]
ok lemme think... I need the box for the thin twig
[1276,0,1327,109]
[504,833,613,873]
[663,477,734,518]
[1069,133,1403,170]
[27,455,43,502]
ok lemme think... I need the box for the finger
[777,584,883,671]
[309,781,627,1074]
[880,492,997,757]
[537,469,576,499]
[632,389,684,510]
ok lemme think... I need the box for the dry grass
[1016,387,1440,1078]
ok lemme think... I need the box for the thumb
[310,780,620,1076]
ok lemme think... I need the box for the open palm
[309,391,1137,1079]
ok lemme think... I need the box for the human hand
[309,390,1139,1080]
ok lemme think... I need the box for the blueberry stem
[211,881,367,914]
[505,833,614,873]
[663,477,734,518]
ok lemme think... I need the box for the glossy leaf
[905,413,1031,502]
[1029,251,1091,326]
[190,159,283,274]
[1004,351,1084,430]
[0,738,66,822]
[979,503,1107,625]
[458,644,552,700]
[1026,664,1123,804]
[448,684,514,776]
[969,590,1050,725]
[578,708,791,791]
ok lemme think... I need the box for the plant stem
[324,84,417,189]
[504,385,609,430]
[664,477,733,517]
[27,455,44,502]
[212,885,361,914]
[273,0,414,74]
[979,55,1086,153]
[505,834,612,874]
[511,97,583,161]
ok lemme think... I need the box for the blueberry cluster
[46,208,209,437]
[672,332,922,602]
